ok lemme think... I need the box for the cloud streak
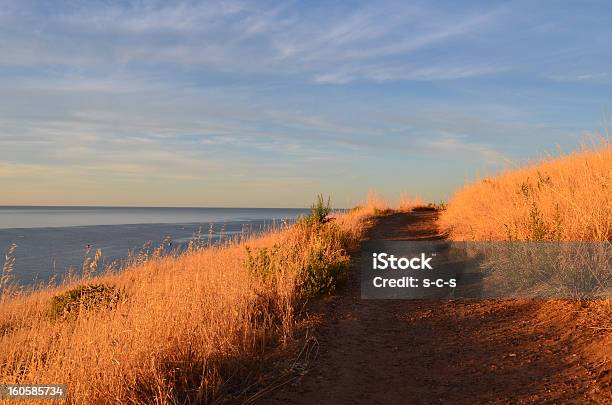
[0,0,505,83]
[0,0,610,205]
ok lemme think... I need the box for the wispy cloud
[0,0,504,83]
[313,65,503,84]
[418,136,508,165]
[0,0,610,205]
[548,72,612,83]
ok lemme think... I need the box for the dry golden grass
[440,140,611,241]
[397,193,426,212]
[346,191,429,215]
[357,190,391,215]
[440,140,611,299]
[0,208,372,404]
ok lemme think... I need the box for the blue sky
[0,0,610,207]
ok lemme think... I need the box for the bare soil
[262,210,611,404]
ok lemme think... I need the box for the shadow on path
[264,211,609,404]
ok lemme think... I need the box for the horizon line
[0,204,319,210]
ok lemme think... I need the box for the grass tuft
[47,283,121,321]
[302,193,332,225]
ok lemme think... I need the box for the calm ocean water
[0,206,309,286]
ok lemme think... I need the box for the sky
[0,0,611,208]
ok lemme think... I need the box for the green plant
[528,202,549,241]
[298,245,349,299]
[48,283,120,321]
[244,245,280,280]
[527,202,563,241]
[303,194,332,225]
[244,219,352,300]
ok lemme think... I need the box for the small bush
[244,218,351,300]
[298,245,349,299]
[244,245,280,280]
[48,284,120,320]
[303,194,331,225]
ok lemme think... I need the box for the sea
[0,206,310,286]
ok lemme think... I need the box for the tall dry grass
[397,193,426,212]
[440,141,611,298]
[357,190,390,215]
[440,141,611,241]
[347,190,429,215]
[0,208,372,403]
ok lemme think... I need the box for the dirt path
[264,210,610,404]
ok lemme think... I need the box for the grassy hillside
[440,141,611,241]
[0,201,374,403]
[440,141,611,298]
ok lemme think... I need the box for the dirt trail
[264,210,610,404]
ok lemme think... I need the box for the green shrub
[527,202,563,241]
[296,221,351,298]
[48,283,120,320]
[243,218,351,300]
[244,245,280,280]
[298,245,349,299]
[303,194,331,225]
